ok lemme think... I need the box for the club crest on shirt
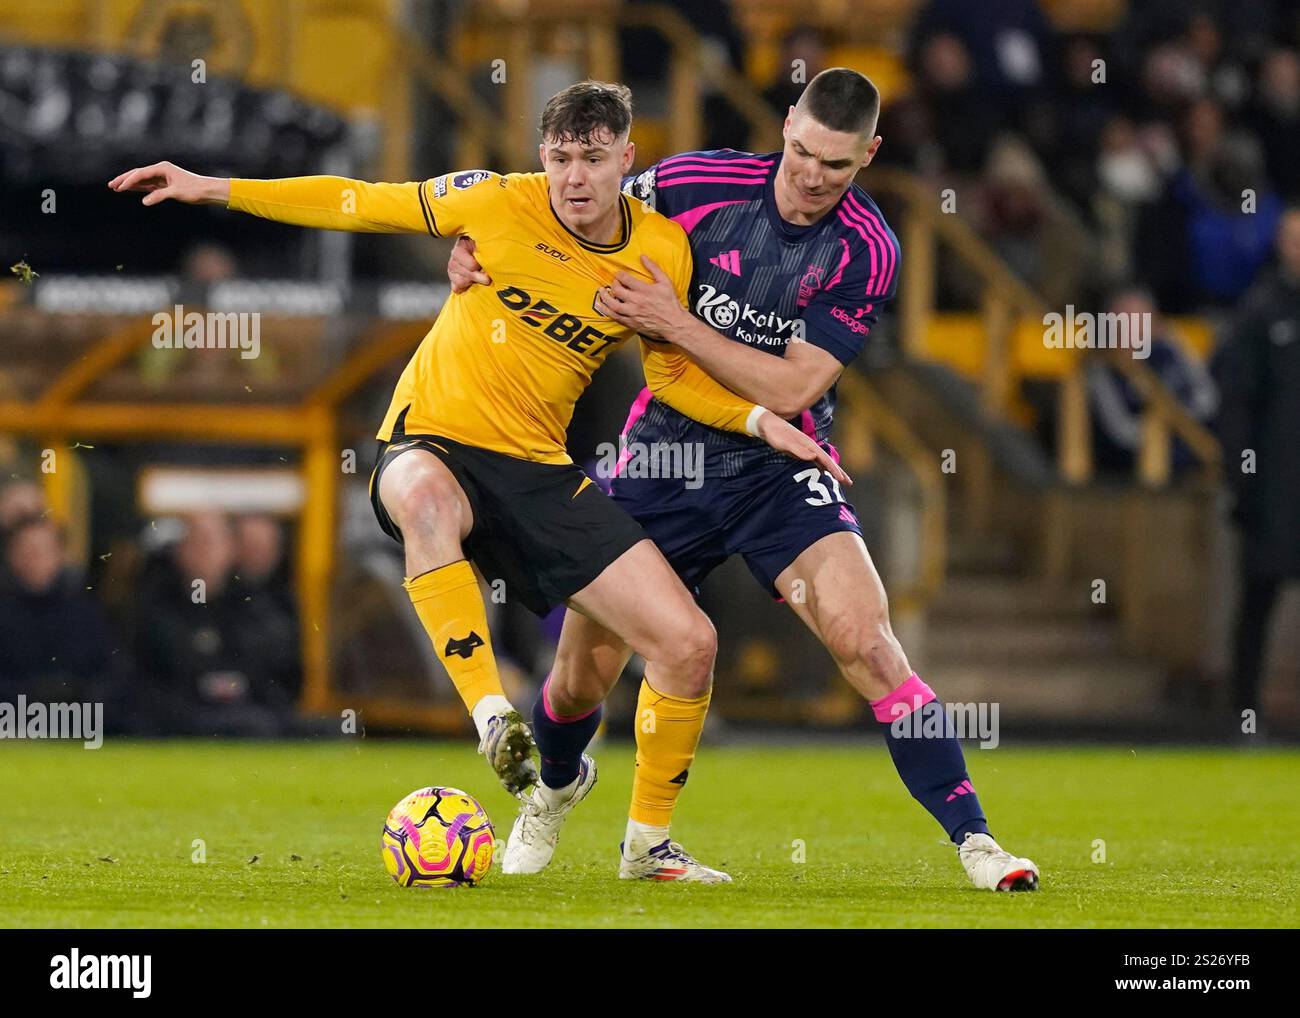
[797,263,826,308]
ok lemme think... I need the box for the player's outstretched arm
[109,161,432,233]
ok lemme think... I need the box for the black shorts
[369,434,647,616]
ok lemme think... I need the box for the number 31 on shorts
[793,466,845,507]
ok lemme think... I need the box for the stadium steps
[927,573,1095,621]
[916,660,1168,725]
[857,362,1175,727]
[920,569,1168,727]
[926,616,1124,663]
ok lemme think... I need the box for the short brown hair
[794,68,881,137]
[540,80,633,145]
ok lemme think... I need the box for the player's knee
[383,463,465,544]
[862,621,907,684]
[660,614,716,698]
[825,611,901,680]
[547,664,613,716]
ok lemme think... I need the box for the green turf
[0,739,1296,928]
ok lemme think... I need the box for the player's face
[778,111,882,225]
[540,130,635,241]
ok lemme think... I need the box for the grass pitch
[0,739,1296,928]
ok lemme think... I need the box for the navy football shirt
[620,148,900,478]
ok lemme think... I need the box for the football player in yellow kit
[110,81,845,878]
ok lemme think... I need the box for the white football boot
[501,754,597,874]
[477,709,539,798]
[618,837,732,883]
[958,832,1040,891]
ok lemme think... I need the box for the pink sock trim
[541,675,600,724]
[869,673,936,723]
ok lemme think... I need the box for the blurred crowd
[619,1,1298,315]
[863,0,1296,314]
[0,476,303,736]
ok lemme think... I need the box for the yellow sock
[403,560,504,714]
[629,677,711,826]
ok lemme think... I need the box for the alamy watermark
[888,697,1001,749]
[595,439,704,490]
[1043,305,1151,360]
[50,949,150,997]
[0,696,103,748]
[152,303,260,359]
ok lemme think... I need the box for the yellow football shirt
[227,170,757,463]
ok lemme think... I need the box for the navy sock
[531,678,602,790]
[872,675,990,846]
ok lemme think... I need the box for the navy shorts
[609,458,863,598]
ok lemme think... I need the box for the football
[381,786,495,888]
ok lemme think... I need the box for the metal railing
[867,167,1222,489]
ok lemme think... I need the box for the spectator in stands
[979,137,1093,308]
[1086,286,1218,473]
[134,510,298,735]
[1126,40,1206,129]
[1183,11,1252,112]
[762,26,828,119]
[181,241,238,285]
[1035,33,1116,212]
[1114,0,1284,89]
[1092,115,1167,289]
[233,512,302,700]
[0,479,46,529]
[910,32,1002,175]
[1216,207,1300,725]
[1137,99,1283,310]
[0,480,48,596]
[234,513,293,611]
[873,87,940,177]
[0,514,114,700]
[1172,132,1282,307]
[908,0,1054,117]
[1247,48,1300,202]
[141,241,252,391]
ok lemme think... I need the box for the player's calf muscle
[550,616,631,715]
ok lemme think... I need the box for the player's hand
[755,411,852,487]
[448,236,490,293]
[596,255,689,339]
[107,161,229,206]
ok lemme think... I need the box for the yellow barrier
[0,317,430,725]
